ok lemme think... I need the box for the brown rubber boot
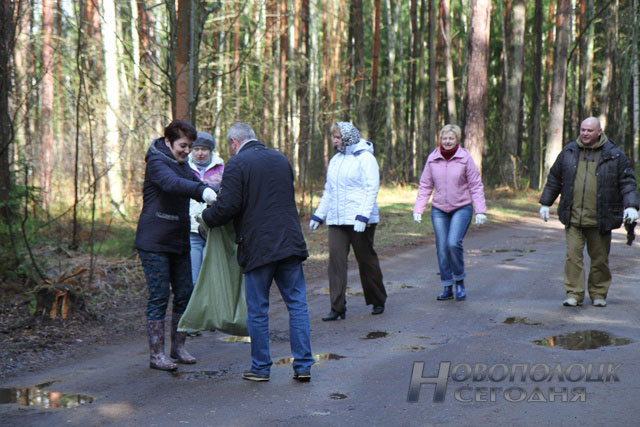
[170,313,196,364]
[147,319,177,371]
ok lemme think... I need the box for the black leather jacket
[540,140,639,233]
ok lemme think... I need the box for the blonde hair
[330,122,341,136]
[439,124,461,145]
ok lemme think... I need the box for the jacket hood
[337,122,361,149]
[346,138,374,156]
[146,137,178,164]
[577,132,607,150]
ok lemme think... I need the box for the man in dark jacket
[202,122,313,382]
[539,117,639,308]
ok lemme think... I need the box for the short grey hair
[227,122,256,144]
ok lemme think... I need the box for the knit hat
[193,131,216,151]
[336,122,360,149]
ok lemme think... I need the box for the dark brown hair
[164,120,197,145]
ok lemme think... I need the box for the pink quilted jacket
[413,147,486,214]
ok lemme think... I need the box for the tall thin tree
[543,0,571,182]
[41,0,55,208]
[463,0,491,176]
[501,0,526,188]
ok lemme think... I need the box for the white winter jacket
[312,139,380,225]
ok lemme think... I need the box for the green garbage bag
[178,222,249,336]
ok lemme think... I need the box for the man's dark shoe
[437,285,454,301]
[371,305,384,315]
[322,310,346,321]
[242,370,270,382]
[455,282,466,301]
[293,371,311,382]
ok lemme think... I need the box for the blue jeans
[138,250,193,320]
[431,205,473,287]
[190,232,206,284]
[243,257,314,376]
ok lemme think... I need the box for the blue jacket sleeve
[147,157,206,201]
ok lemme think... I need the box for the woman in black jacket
[134,120,217,371]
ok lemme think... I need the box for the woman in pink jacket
[413,124,487,301]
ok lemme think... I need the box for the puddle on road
[274,353,346,366]
[329,393,348,400]
[0,383,94,408]
[503,316,541,325]
[533,330,632,350]
[220,335,251,343]
[362,331,389,339]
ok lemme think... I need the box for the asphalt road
[1,215,639,427]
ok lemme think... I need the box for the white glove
[309,219,320,231]
[413,213,422,223]
[353,220,367,232]
[475,214,487,225]
[623,207,639,223]
[540,205,550,222]
[202,188,217,205]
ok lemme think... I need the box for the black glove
[625,220,636,246]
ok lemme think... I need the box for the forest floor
[0,188,540,380]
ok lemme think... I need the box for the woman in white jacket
[309,122,387,320]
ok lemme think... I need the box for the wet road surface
[1,216,639,426]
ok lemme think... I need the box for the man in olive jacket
[539,117,639,307]
[202,122,313,382]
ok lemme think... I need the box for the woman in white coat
[309,122,387,320]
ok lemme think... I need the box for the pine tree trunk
[502,0,526,188]
[427,0,438,153]
[463,0,491,177]
[633,0,639,168]
[0,1,18,219]
[442,0,457,124]
[528,0,543,189]
[543,0,571,183]
[583,0,594,118]
[349,0,365,130]
[544,0,555,112]
[598,0,617,130]
[175,0,190,121]
[369,0,381,139]
[41,0,55,209]
[279,0,288,152]
[384,0,398,176]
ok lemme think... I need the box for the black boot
[147,319,177,371]
[436,286,454,301]
[322,309,346,321]
[371,305,385,315]
[170,313,196,364]
[455,281,466,301]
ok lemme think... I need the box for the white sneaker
[563,297,579,307]
[592,298,607,307]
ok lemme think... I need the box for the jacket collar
[147,137,179,164]
[237,139,263,154]
[432,146,465,161]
